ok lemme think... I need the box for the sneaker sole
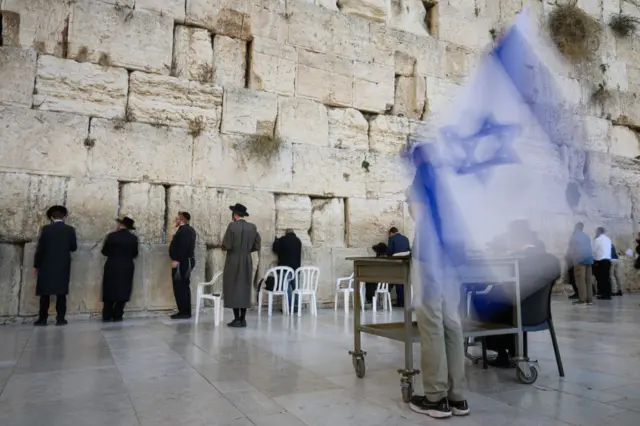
[452,407,470,416]
[409,403,452,419]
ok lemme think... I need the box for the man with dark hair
[567,222,594,306]
[593,226,612,300]
[273,228,302,312]
[169,211,197,319]
[34,205,78,326]
[386,226,411,307]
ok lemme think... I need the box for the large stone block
[291,145,367,198]
[0,244,22,316]
[347,198,404,248]
[192,132,293,192]
[392,75,426,120]
[610,125,640,158]
[581,115,611,153]
[438,10,492,50]
[248,37,297,96]
[276,98,329,147]
[275,195,312,246]
[444,43,476,84]
[34,55,128,119]
[328,108,369,150]
[166,185,224,246]
[136,0,186,21]
[611,155,640,186]
[119,183,166,244]
[388,0,429,36]
[186,0,252,39]
[337,0,387,23]
[250,3,288,43]
[88,119,193,184]
[0,46,36,106]
[128,72,223,130]
[172,26,214,81]
[585,151,612,184]
[330,5,383,65]
[580,183,632,220]
[1,0,71,56]
[296,50,353,107]
[353,61,395,113]
[365,153,413,201]
[221,88,278,135]
[286,2,333,53]
[65,178,119,243]
[68,1,174,74]
[425,76,460,122]
[310,198,345,248]
[220,188,276,244]
[213,35,247,88]
[0,106,89,176]
[369,115,410,155]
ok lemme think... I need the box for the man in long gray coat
[221,203,261,328]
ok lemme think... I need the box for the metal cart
[347,256,539,404]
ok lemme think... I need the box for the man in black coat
[169,211,197,319]
[272,228,302,311]
[101,216,139,322]
[34,205,78,326]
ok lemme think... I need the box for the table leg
[349,278,366,378]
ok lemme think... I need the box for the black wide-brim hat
[229,203,249,217]
[116,216,136,230]
[372,242,388,254]
[46,205,68,219]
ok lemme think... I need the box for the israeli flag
[408,9,584,304]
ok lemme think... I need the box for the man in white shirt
[593,227,612,300]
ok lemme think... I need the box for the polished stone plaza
[1,295,639,426]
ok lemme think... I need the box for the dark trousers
[593,259,612,298]
[103,301,126,321]
[391,284,405,306]
[365,283,376,302]
[567,266,577,294]
[39,295,67,321]
[172,263,192,315]
[233,308,246,320]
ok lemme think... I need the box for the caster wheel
[354,358,366,378]
[401,384,413,403]
[516,365,538,384]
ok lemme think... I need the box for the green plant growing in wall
[245,133,283,162]
[609,13,640,37]
[549,2,602,61]
[361,160,371,173]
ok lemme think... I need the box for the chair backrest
[376,282,389,292]
[295,266,320,292]
[337,272,354,289]
[210,271,223,296]
[265,266,295,292]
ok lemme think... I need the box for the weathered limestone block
[365,153,413,201]
[34,55,128,119]
[286,2,333,53]
[348,198,404,248]
[586,151,612,184]
[186,0,252,40]
[0,106,88,176]
[0,46,36,106]
[611,155,640,186]
[136,0,186,21]
[205,248,226,281]
[166,185,224,245]
[581,115,611,153]
[276,98,329,147]
[296,50,353,108]
[275,195,312,246]
[89,119,193,184]
[0,244,22,316]
[310,198,345,247]
[605,60,629,92]
[249,37,297,96]
[250,3,288,43]
[1,0,70,56]
[369,115,410,155]
[425,76,460,122]
[353,61,395,113]
[444,44,476,83]
[192,133,292,191]
[610,126,640,158]
[221,88,278,135]
[65,178,119,242]
[213,35,247,88]
[119,183,166,244]
[392,75,426,120]
[337,0,387,23]
[395,51,417,77]
[329,6,384,65]
[438,10,492,50]
[618,92,640,129]
[328,108,369,150]
[388,0,428,36]
[317,0,339,11]
[68,1,174,74]
[292,145,367,198]
[128,72,223,130]
[220,189,277,244]
[172,26,214,81]
[580,183,632,220]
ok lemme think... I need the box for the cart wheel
[354,358,366,378]
[516,364,538,384]
[401,384,413,403]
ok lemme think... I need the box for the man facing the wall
[169,211,197,319]
[386,226,411,307]
[593,227,613,300]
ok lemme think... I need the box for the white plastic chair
[292,266,320,317]
[334,273,355,313]
[258,266,295,316]
[195,271,224,325]
[372,283,392,313]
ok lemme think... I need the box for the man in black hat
[34,205,78,326]
[273,228,302,312]
[101,216,139,322]
[169,211,197,319]
[221,203,261,327]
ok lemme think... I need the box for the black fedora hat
[46,205,68,219]
[229,203,249,217]
[116,216,136,230]
[372,242,388,255]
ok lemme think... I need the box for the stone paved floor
[1,295,639,426]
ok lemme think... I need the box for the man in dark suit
[34,205,78,326]
[169,211,197,319]
[386,227,411,307]
[272,228,302,312]
[101,216,139,322]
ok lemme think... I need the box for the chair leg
[344,292,349,314]
[195,291,201,324]
[481,337,488,370]
[373,293,377,313]
[386,293,392,312]
[334,291,338,312]
[548,319,565,377]
[268,293,273,317]
[297,292,302,317]
[312,294,317,316]
[258,292,263,316]
[213,299,219,326]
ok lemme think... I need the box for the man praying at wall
[169,211,197,319]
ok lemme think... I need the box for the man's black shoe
[568,294,579,300]
[227,319,242,327]
[240,319,247,327]
[409,396,452,419]
[597,295,612,300]
[170,313,191,319]
[55,319,68,326]
[34,319,47,327]
[613,291,623,296]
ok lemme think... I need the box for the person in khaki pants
[567,223,594,306]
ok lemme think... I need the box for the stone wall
[1,0,640,319]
